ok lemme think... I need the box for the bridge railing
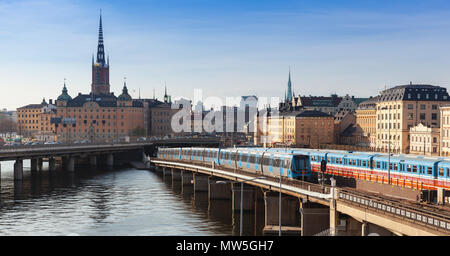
[338,190,450,234]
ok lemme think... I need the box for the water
[0,161,265,236]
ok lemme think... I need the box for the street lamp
[381,106,391,184]
[216,176,266,236]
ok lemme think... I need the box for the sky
[2,0,450,110]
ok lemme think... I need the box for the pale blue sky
[2,0,450,110]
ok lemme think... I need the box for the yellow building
[354,96,378,149]
[375,84,450,154]
[17,99,55,140]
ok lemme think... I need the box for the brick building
[52,14,144,143]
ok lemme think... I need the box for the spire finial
[96,9,105,64]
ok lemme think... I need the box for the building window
[432,113,437,120]
[420,104,426,110]
[420,113,426,120]
[408,104,413,109]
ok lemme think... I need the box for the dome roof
[57,83,72,101]
[118,83,132,101]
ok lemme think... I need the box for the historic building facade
[409,123,440,156]
[375,84,450,154]
[440,105,450,156]
[52,14,144,143]
[17,99,56,140]
[354,96,379,149]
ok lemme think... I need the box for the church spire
[164,83,168,103]
[287,68,292,102]
[96,10,105,65]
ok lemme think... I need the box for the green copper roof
[118,83,132,101]
[57,83,72,101]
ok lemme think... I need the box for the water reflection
[0,163,265,236]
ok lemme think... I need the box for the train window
[407,165,411,172]
[353,159,356,166]
[249,155,255,163]
[376,162,380,169]
[439,168,444,177]
[412,165,417,173]
[393,163,398,171]
[327,158,331,163]
[242,154,248,163]
[427,167,433,175]
[273,158,280,167]
[389,163,393,170]
[284,159,291,169]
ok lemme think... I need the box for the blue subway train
[157,147,450,190]
[157,147,311,179]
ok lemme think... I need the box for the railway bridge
[150,158,450,236]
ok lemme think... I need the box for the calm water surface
[0,161,264,236]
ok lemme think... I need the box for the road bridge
[0,137,220,179]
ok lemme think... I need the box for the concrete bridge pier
[181,171,193,194]
[193,173,209,192]
[38,158,43,171]
[232,183,256,212]
[89,156,97,167]
[208,177,232,200]
[163,167,172,178]
[31,158,39,172]
[181,170,193,185]
[66,156,75,172]
[263,191,301,235]
[106,154,114,168]
[49,157,56,171]
[172,168,182,182]
[362,221,369,236]
[301,202,330,236]
[14,159,23,180]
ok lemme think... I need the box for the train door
[268,155,274,173]
[238,152,243,168]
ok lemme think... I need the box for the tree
[0,113,17,135]
[129,126,146,137]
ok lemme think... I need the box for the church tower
[91,11,110,95]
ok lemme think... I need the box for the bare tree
[0,113,17,135]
